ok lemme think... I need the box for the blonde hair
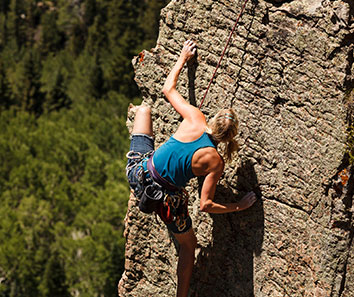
[206,108,239,162]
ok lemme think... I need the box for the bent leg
[132,105,153,137]
[173,228,197,297]
[126,105,154,190]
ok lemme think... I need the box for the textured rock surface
[119,0,354,296]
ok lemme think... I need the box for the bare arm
[162,40,202,120]
[199,161,257,214]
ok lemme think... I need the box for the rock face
[119,0,354,296]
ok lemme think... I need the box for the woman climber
[126,40,257,297]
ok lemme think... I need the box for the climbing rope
[199,0,250,109]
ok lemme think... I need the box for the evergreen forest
[0,0,169,296]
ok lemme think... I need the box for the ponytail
[225,138,239,162]
[208,108,240,163]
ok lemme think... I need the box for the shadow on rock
[187,53,199,107]
[190,160,264,297]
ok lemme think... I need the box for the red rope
[199,0,250,109]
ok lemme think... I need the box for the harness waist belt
[147,155,180,192]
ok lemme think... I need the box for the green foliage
[0,0,169,296]
[0,60,12,109]
[0,98,129,296]
[9,48,45,115]
[39,10,65,54]
[139,0,168,50]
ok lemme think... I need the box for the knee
[136,105,151,117]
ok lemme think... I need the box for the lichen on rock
[119,0,354,296]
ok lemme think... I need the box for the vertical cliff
[119,0,354,296]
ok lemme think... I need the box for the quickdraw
[156,188,189,226]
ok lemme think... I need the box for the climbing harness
[129,153,189,227]
[147,154,180,192]
[199,0,250,109]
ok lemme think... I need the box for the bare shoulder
[208,150,224,172]
[174,108,207,141]
[192,147,224,176]
[180,104,205,123]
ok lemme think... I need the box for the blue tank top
[152,132,216,187]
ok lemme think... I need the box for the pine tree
[44,70,71,112]
[40,10,65,54]
[0,0,11,13]
[6,0,27,48]
[0,60,12,109]
[139,0,168,50]
[39,252,70,297]
[0,12,6,49]
[18,49,45,115]
[83,0,96,27]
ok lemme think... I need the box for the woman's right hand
[236,191,257,211]
[179,40,196,62]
